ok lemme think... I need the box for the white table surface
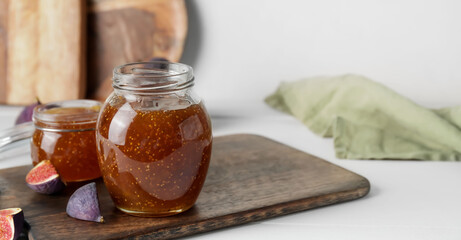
[1,100,460,240]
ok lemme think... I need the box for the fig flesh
[0,208,24,240]
[25,160,64,194]
[66,182,104,223]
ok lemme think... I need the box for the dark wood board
[86,0,188,101]
[0,134,370,239]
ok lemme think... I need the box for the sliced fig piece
[66,182,104,223]
[25,160,65,194]
[0,208,24,240]
[15,99,40,125]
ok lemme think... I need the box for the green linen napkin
[265,74,461,161]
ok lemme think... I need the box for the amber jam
[97,100,212,216]
[31,100,102,182]
[96,61,212,217]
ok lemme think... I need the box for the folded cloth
[265,74,461,161]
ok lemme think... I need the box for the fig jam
[96,101,212,216]
[96,61,212,217]
[31,101,102,182]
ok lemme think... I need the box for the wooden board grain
[86,0,188,101]
[5,0,38,105]
[0,134,370,239]
[5,0,85,105]
[35,0,86,103]
[0,0,7,103]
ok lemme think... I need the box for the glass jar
[96,61,212,217]
[31,100,102,182]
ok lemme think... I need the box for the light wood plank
[6,0,39,104]
[36,0,86,103]
[6,0,85,105]
[0,0,8,103]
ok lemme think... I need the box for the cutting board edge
[126,184,370,239]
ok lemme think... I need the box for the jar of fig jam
[31,100,102,182]
[96,61,212,217]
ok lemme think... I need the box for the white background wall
[182,0,461,109]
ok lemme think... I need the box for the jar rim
[112,61,194,93]
[33,100,101,128]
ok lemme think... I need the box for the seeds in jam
[96,101,212,216]
[31,107,101,182]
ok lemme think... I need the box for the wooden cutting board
[5,0,86,104]
[0,0,187,104]
[0,0,7,103]
[0,134,370,239]
[86,0,188,101]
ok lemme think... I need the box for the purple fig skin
[0,208,24,240]
[66,182,104,223]
[25,160,65,195]
[149,57,169,62]
[26,176,64,195]
[14,100,40,125]
[144,57,170,70]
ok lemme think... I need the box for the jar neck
[33,100,100,131]
[34,124,96,132]
[112,61,194,94]
[112,83,195,96]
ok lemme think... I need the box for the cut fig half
[26,160,65,194]
[0,208,24,240]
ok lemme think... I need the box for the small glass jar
[96,61,212,217]
[31,100,102,182]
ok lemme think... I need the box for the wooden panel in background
[6,0,39,104]
[0,0,187,104]
[0,0,7,103]
[4,0,85,105]
[87,0,188,101]
[0,134,370,239]
[35,0,86,103]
